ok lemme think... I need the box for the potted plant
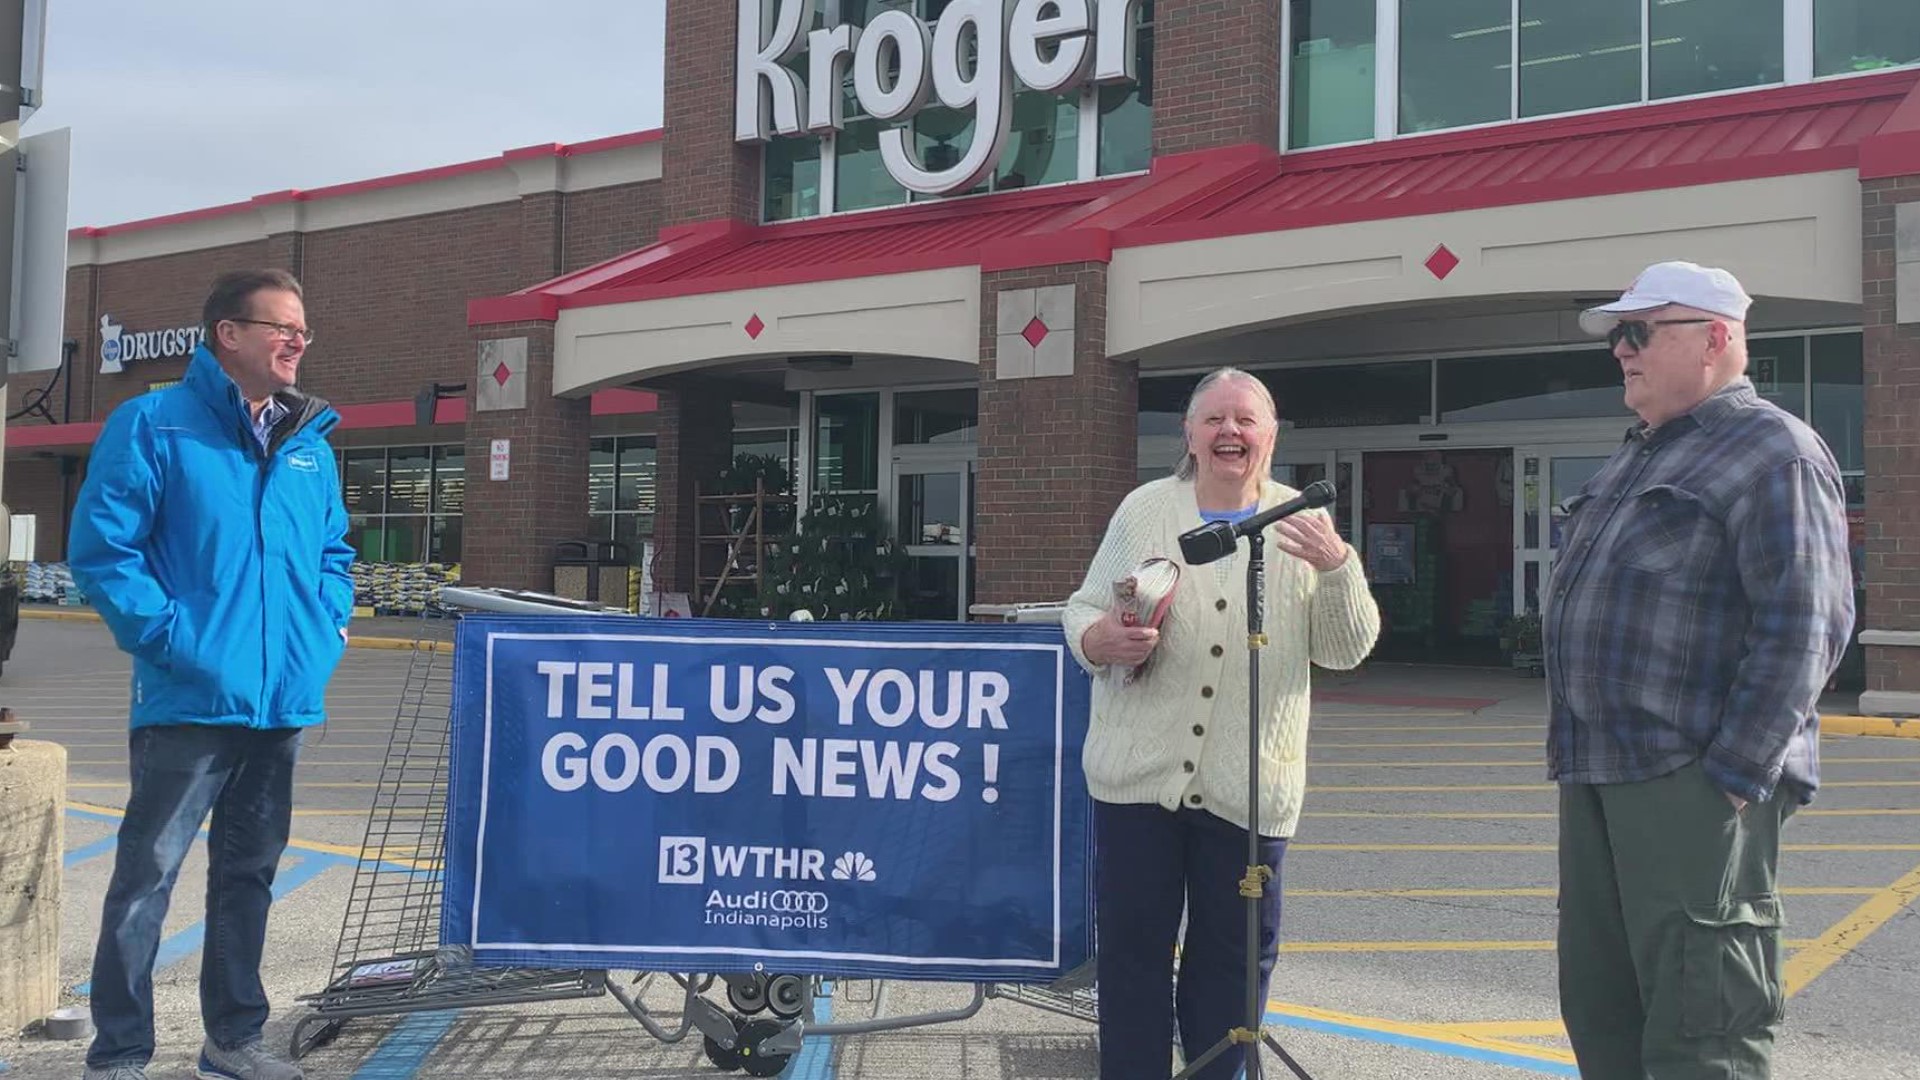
[1500,612,1544,677]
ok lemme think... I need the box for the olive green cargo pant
[1557,761,1797,1079]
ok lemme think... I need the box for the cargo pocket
[1679,895,1786,1038]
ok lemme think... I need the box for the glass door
[893,449,974,621]
[1512,445,1614,615]
[1274,449,1362,547]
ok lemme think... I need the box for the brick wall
[974,263,1136,608]
[461,324,590,591]
[661,0,760,227]
[1150,0,1282,158]
[1862,175,1920,696]
[564,182,664,273]
[651,389,735,598]
[5,458,81,563]
[299,203,524,406]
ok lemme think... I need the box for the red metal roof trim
[1113,71,1919,249]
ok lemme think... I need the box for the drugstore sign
[99,313,204,375]
[736,0,1142,196]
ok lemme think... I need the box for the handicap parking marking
[1266,1002,1578,1076]
[349,1011,461,1080]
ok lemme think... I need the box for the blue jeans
[1094,802,1288,1080]
[87,725,301,1068]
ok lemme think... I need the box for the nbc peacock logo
[830,851,877,883]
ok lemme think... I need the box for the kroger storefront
[11,0,1918,712]
[458,0,1911,710]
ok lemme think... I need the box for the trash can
[552,540,633,611]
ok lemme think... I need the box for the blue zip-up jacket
[68,344,356,729]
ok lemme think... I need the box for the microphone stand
[1173,524,1315,1080]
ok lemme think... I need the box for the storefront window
[340,444,463,563]
[1438,350,1634,423]
[895,388,978,445]
[1816,0,1920,76]
[814,392,881,493]
[1650,0,1782,100]
[1269,360,1431,428]
[1519,0,1640,118]
[588,435,657,555]
[1398,0,1510,134]
[1288,0,1375,148]
[765,136,823,223]
[1748,337,1807,418]
[836,118,911,213]
[1097,0,1154,175]
[1811,333,1864,477]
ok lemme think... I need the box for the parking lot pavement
[3,620,1917,1079]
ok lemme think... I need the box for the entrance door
[1274,449,1361,547]
[892,449,974,620]
[1511,445,1615,614]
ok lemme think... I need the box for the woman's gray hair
[1174,366,1278,480]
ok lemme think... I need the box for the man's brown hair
[202,269,304,344]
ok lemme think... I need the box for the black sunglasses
[1607,317,1713,351]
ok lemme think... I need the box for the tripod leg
[1262,1031,1317,1080]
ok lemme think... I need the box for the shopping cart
[289,587,1100,1076]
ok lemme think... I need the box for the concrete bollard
[0,737,67,1036]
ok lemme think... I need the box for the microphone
[1178,480,1338,566]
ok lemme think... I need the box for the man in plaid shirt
[1545,261,1855,1079]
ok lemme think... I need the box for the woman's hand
[1081,609,1161,668]
[1273,511,1352,572]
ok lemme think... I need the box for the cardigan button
[1210,644,1224,657]
[1183,761,1195,773]
[1201,686,1214,699]
[1193,724,1205,736]
[1215,598,1228,611]
[1188,794,1203,806]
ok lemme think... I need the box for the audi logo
[766,891,831,914]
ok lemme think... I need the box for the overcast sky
[24,0,668,229]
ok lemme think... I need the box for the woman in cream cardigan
[1062,366,1380,1079]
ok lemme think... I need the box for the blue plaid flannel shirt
[1544,379,1855,805]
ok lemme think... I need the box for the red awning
[473,68,1920,324]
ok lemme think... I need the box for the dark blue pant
[1095,801,1288,1080]
[88,724,301,1068]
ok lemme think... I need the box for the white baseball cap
[1579,261,1753,336]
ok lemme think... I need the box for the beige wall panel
[553,267,980,394]
[1111,171,1863,357]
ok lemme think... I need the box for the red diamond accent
[491,362,512,388]
[1021,316,1050,349]
[744,314,765,340]
[1424,244,1460,280]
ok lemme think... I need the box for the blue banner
[441,615,1095,983]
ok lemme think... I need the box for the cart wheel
[765,974,806,1019]
[727,973,770,1015]
[735,1019,794,1077]
[702,1033,745,1072]
[287,1016,343,1060]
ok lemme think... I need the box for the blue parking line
[65,833,120,867]
[350,1011,460,1079]
[788,980,834,1080]
[1265,1009,1579,1077]
[72,854,333,997]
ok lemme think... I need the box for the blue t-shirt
[1201,503,1260,526]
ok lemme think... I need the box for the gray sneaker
[195,1039,304,1080]
[83,1067,149,1080]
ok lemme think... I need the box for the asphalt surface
[2,617,1917,1079]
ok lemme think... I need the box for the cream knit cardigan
[1062,477,1381,838]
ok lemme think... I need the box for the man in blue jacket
[69,269,354,1080]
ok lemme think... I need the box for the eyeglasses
[227,318,314,346]
[1606,318,1713,352]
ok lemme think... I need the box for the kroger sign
[736,0,1143,196]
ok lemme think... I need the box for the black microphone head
[1302,479,1337,508]
[1178,521,1238,566]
